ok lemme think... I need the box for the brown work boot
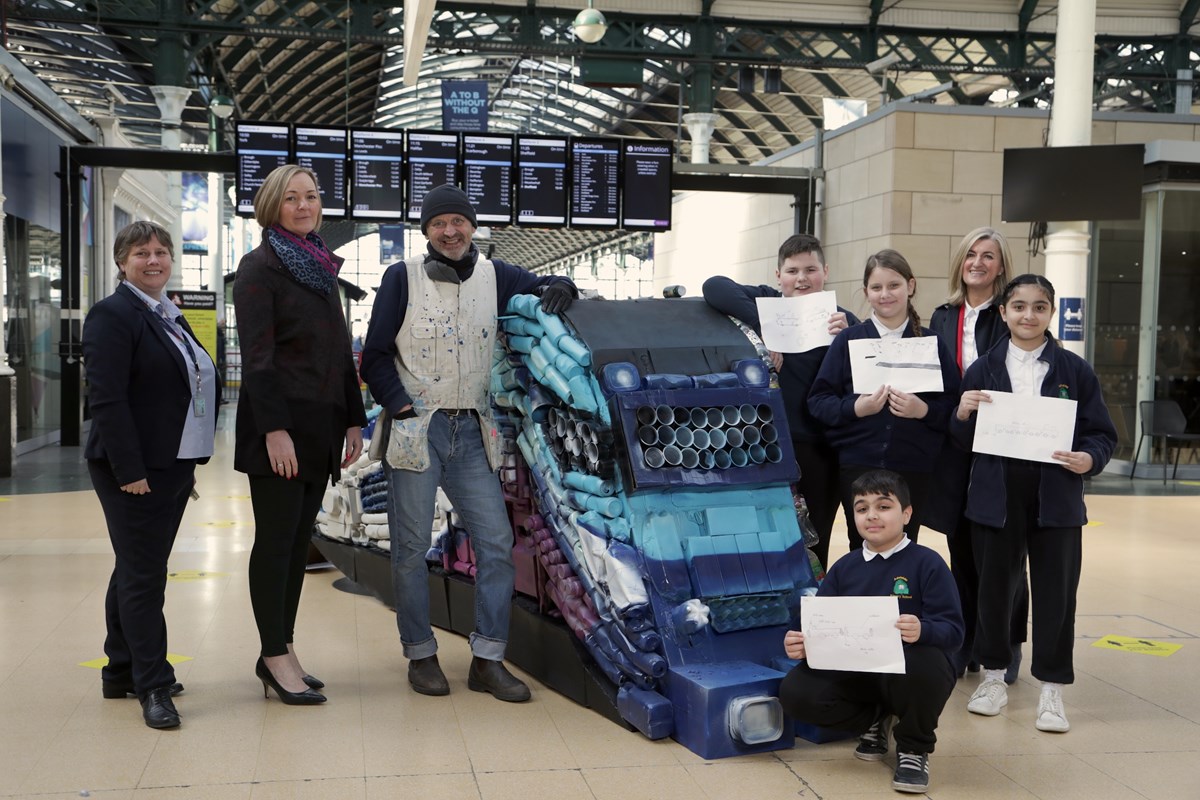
[467,657,531,702]
[407,655,449,696]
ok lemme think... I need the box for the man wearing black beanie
[361,185,577,702]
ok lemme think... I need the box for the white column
[683,112,718,165]
[1043,0,1097,357]
[208,170,226,324]
[151,85,192,290]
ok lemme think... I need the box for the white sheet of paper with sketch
[800,595,905,674]
[972,391,1077,464]
[756,292,838,353]
[848,337,944,394]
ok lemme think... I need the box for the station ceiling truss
[5,0,1199,268]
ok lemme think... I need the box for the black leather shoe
[408,655,450,696]
[302,674,325,690]
[468,657,530,702]
[103,680,184,700]
[140,686,181,729]
[256,658,326,705]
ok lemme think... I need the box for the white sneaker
[967,678,1008,716]
[1036,685,1070,732]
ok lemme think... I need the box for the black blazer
[83,283,215,485]
[232,241,367,483]
[923,301,1007,535]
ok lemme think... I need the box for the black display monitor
[294,125,348,218]
[621,140,673,230]
[350,127,405,220]
[235,122,291,216]
[407,130,460,224]
[463,134,515,225]
[515,135,568,227]
[1002,144,1144,222]
[570,137,621,228]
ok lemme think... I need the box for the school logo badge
[892,577,911,598]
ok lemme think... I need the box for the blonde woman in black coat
[234,165,366,704]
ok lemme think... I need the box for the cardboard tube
[674,427,694,448]
[729,447,749,468]
[725,427,744,448]
[680,448,700,469]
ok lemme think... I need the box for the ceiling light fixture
[572,1,608,44]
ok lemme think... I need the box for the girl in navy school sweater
[951,274,1116,734]
[808,249,961,551]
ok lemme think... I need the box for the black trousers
[838,465,932,551]
[946,512,1029,674]
[779,644,955,755]
[793,438,841,571]
[973,460,1082,684]
[89,458,196,696]
[248,474,326,657]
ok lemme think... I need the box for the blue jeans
[385,411,514,661]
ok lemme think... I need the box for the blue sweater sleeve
[1066,352,1118,476]
[360,261,413,416]
[701,276,777,335]
[807,327,858,427]
[914,549,965,652]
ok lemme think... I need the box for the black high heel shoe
[302,674,325,690]
[255,658,326,705]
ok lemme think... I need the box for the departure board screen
[621,140,673,230]
[463,134,514,225]
[235,122,290,216]
[515,135,568,227]
[350,128,405,220]
[569,137,620,228]
[294,125,348,218]
[406,131,459,223]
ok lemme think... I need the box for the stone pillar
[150,85,192,290]
[1043,0,1097,357]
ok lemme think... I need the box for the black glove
[538,283,575,315]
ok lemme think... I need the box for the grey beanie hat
[419,184,477,234]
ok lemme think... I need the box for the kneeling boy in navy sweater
[780,470,963,794]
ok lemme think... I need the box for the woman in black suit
[926,226,1027,678]
[83,221,218,729]
[234,165,366,704]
